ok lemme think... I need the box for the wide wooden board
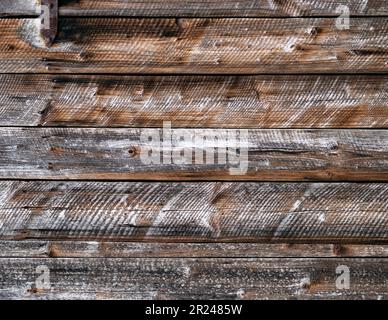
[0,181,387,243]
[0,128,386,180]
[0,18,387,74]
[0,258,386,299]
[0,74,387,128]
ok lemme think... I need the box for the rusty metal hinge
[39,0,58,47]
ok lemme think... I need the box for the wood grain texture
[1,241,388,258]
[1,74,387,128]
[59,0,388,17]
[0,181,387,243]
[1,0,387,302]
[0,128,387,180]
[0,258,387,299]
[1,18,387,74]
[2,0,388,17]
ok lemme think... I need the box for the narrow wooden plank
[0,181,387,243]
[2,18,387,74]
[59,0,388,17]
[2,0,388,17]
[1,74,387,128]
[1,241,387,258]
[0,258,386,299]
[0,128,387,180]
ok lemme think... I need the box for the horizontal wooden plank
[1,18,387,74]
[2,1,388,17]
[1,241,387,258]
[59,0,388,17]
[0,128,387,180]
[1,74,387,128]
[0,258,386,299]
[0,181,387,243]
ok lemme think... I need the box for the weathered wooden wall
[0,0,387,300]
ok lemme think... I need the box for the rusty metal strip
[39,0,58,47]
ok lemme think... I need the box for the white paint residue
[291,200,302,212]
[58,209,66,220]
[86,242,100,253]
[237,289,245,298]
[360,0,369,12]
[182,262,191,279]
[274,212,295,237]
[283,38,297,53]
[267,0,277,10]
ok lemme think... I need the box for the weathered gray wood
[1,241,387,258]
[0,181,387,243]
[0,74,387,128]
[1,0,388,17]
[0,128,387,180]
[1,18,387,74]
[0,258,386,299]
[1,0,386,302]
